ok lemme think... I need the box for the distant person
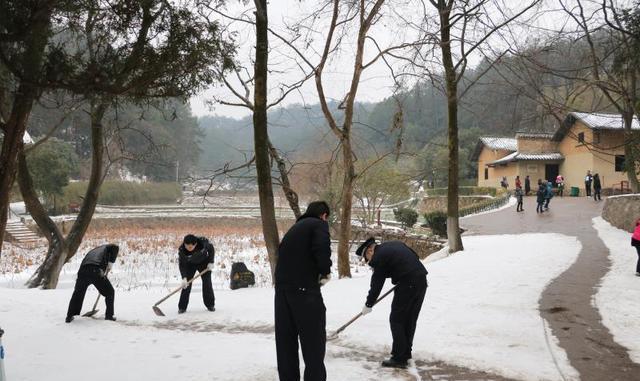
[500,176,508,190]
[515,184,524,212]
[632,218,640,276]
[515,175,522,189]
[524,175,531,196]
[66,244,119,323]
[357,238,428,369]
[555,175,565,197]
[593,173,602,201]
[178,234,216,313]
[275,201,332,381]
[536,181,546,214]
[585,170,593,197]
[544,180,554,210]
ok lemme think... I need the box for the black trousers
[389,273,427,362]
[66,266,115,318]
[585,182,592,196]
[275,287,326,381]
[178,262,215,311]
[635,246,640,274]
[593,189,601,201]
[516,199,523,212]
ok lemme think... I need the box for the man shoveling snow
[356,237,428,369]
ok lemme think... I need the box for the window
[593,131,601,144]
[615,155,625,172]
[577,132,585,143]
[484,168,489,180]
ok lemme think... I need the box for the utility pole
[175,160,179,183]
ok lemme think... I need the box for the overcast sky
[188,0,628,120]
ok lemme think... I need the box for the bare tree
[423,0,540,253]
[558,0,640,191]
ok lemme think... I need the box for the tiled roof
[488,152,563,166]
[515,132,555,139]
[479,137,518,151]
[571,112,640,130]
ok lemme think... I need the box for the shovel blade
[152,305,166,317]
[327,332,339,341]
[82,309,99,317]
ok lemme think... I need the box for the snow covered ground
[0,233,581,381]
[592,217,640,363]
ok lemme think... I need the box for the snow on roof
[479,137,518,151]
[515,132,555,139]
[487,151,563,166]
[571,112,640,130]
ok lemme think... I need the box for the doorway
[545,164,559,186]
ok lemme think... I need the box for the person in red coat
[632,218,640,276]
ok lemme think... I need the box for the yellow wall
[517,137,558,153]
[557,121,593,194]
[592,130,627,189]
[477,148,513,187]
[517,162,547,184]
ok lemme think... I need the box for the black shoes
[381,358,408,369]
[65,316,74,323]
[178,309,186,314]
[207,306,216,312]
[105,316,117,321]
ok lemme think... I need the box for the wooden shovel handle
[153,268,211,307]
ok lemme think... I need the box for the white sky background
[189,0,632,120]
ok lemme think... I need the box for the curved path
[462,196,640,381]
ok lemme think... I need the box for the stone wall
[418,196,490,214]
[350,225,444,259]
[602,194,640,232]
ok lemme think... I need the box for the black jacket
[80,245,118,271]
[275,215,332,290]
[593,176,602,190]
[366,241,427,307]
[178,237,215,278]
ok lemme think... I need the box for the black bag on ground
[230,262,255,290]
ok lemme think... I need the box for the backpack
[230,262,256,290]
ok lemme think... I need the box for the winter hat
[356,237,377,258]
[184,234,198,245]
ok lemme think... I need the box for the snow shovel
[152,269,211,317]
[327,285,397,341]
[82,269,111,317]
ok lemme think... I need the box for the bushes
[393,207,418,229]
[58,181,181,213]
[427,186,497,197]
[458,192,510,217]
[423,210,447,237]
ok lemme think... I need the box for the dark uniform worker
[356,237,428,369]
[275,201,332,381]
[178,234,216,313]
[66,244,119,323]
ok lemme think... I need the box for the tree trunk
[0,5,52,258]
[24,101,107,289]
[623,111,640,192]
[268,141,301,219]
[253,0,280,281]
[337,137,355,278]
[439,3,464,253]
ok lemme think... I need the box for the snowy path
[1,233,581,381]
[592,217,640,363]
[462,196,640,380]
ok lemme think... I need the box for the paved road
[462,195,640,381]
